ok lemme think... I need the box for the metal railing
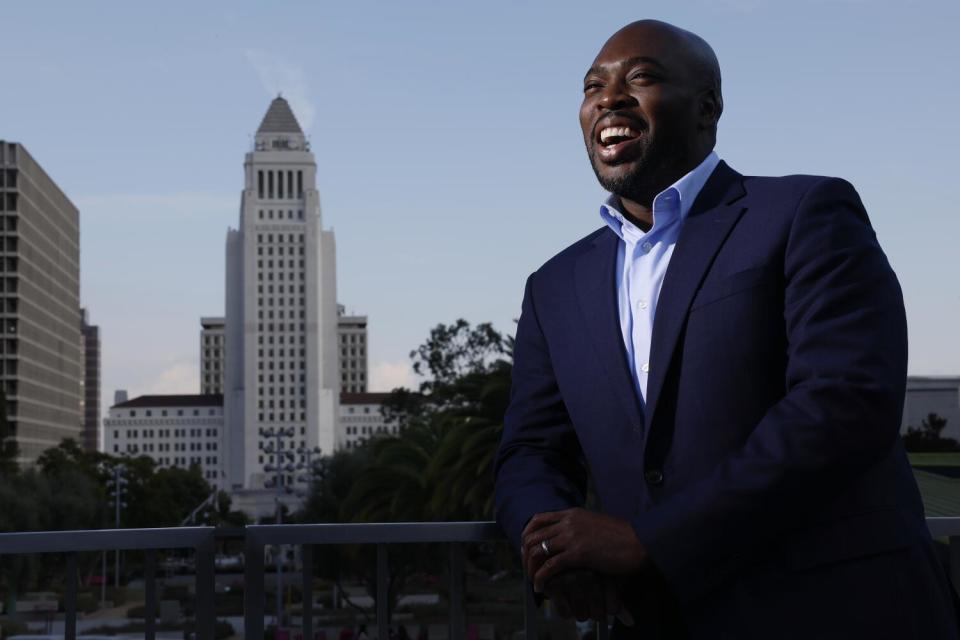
[2,518,960,640]
[0,527,216,640]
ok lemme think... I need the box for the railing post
[302,544,313,640]
[597,618,610,640]
[246,531,266,640]
[64,552,78,640]
[950,536,960,597]
[196,532,216,640]
[144,549,157,640]
[449,542,465,640]
[377,543,388,640]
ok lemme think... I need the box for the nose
[596,78,635,111]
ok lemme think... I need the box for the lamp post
[260,426,295,627]
[105,464,127,590]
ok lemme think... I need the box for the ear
[698,88,723,130]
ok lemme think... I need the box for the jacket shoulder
[531,226,609,281]
[741,173,857,202]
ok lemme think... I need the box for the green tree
[903,413,958,452]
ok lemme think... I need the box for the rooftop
[112,394,223,409]
[256,96,303,134]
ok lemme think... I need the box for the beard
[586,133,688,205]
[586,138,656,203]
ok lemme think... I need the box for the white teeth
[600,126,638,143]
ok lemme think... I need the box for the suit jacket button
[644,469,664,486]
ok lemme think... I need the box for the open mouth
[596,125,642,160]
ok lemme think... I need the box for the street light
[259,426,295,627]
[104,463,127,591]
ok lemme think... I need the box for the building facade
[103,394,225,488]
[337,304,368,393]
[200,316,225,394]
[0,141,83,465]
[223,97,340,491]
[340,392,394,449]
[81,309,100,452]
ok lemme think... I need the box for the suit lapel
[574,230,645,431]
[643,162,748,432]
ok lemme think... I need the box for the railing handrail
[0,526,214,554]
[245,520,503,545]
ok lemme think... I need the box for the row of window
[256,170,303,201]
[258,209,304,221]
[115,441,218,453]
[203,335,224,346]
[345,425,396,436]
[258,233,304,244]
[122,408,218,418]
[257,358,305,370]
[257,309,306,320]
[116,427,218,439]
[258,296,305,308]
[258,412,307,421]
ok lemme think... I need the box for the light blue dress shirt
[599,151,721,408]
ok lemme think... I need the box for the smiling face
[580,21,721,206]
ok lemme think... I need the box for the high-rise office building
[0,141,82,465]
[200,316,225,394]
[81,309,100,452]
[223,97,339,491]
[337,304,368,393]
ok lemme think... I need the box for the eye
[629,70,659,83]
[583,79,604,93]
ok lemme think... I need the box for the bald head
[600,20,723,130]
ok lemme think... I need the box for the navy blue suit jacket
[494,162,958,638]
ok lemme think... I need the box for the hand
[541,569,623,622]
[521,508,648,592]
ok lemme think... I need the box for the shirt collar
[599,151,721,242]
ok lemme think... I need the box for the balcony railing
[2,518,960,640]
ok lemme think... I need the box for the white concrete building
[340,392,394,449]
[200,317,225,394]
[224,97,339,491]
[902,376,960,442]
[337,304,368,393]
[103,394,225,488]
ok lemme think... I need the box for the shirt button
[641,363,650,373]
[645,469,664,485]
[641,242,653,252]
[637,300,648,310]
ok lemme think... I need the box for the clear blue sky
[2,0,958,412]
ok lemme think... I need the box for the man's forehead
[590,24,681,72]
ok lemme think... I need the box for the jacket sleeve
[494,272,588,553]
[631,177,908,603]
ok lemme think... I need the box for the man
[494,19,959,639]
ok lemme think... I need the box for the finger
[521,510,566,540]
[533,550,574,592]
[522,521,565,560]
[520,511,563,549]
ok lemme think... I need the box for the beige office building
[0,141,82,465]
[200,316,225,394]
[337,304,368,393]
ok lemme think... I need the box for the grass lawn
[908,453,960,467]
